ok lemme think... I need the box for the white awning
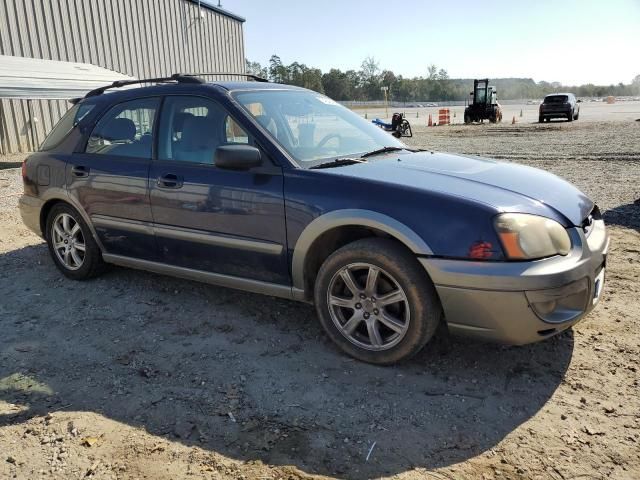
[0,55,135,100]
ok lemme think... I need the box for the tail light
[21,159,28,179]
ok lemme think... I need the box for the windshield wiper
[360,146,408,158]
[309,158,368,170]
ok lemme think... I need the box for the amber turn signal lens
[497,232,527,259]
[494,213,571,260]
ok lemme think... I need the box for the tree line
[246,56,640,102]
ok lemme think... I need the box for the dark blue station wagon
[19,75,608,364]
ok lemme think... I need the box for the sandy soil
[1,120,639,480]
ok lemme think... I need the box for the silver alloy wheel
[327,262,410,351]
[51,213,86,271]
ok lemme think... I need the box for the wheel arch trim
[291,209,433,291]
[38,190,106,252]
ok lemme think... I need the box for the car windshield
[544,95,568,104]
[232,89,405,166]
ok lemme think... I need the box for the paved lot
[358,100,640,125]
[1,120,639,479]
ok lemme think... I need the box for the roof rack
[83,72,269,99]
[84,74,205,98]
[180,72,269,83]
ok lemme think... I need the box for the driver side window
[158,96,250,164]
[225,116,249,144]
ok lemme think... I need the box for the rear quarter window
[40,103,95,151]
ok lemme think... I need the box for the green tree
[301,67,324,93]
[268,55,288,83]
[322,69,352,100]
[361,56,380,82]
[345,70,363,100]
[360,56,382,100]
[427,64,437,80]
[249,55,639,102]
[245,59,268,79]
[632,75,640,95]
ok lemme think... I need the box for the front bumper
[420,220,609,345]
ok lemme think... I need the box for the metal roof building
[0,0,246,154]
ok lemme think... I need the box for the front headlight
[494,213,571,260]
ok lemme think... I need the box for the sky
[219,0,640,85]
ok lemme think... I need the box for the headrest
[102,118,136,142]
[173,112,195,133]
[181,116,216,150]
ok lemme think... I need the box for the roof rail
[84,74,205,98]
[180,72,269,83]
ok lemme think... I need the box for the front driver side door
[149,95,288,284]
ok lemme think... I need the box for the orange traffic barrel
[438,108,450,125]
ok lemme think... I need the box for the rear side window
[40,103,95,151]
[85,98,159,159]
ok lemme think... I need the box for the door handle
[71,165,90,177]
[157,173,183,189]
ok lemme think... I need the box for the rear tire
[45,203,106,280]
[567,110,574,122]
[314,238,442,365]
[538,116,544,123]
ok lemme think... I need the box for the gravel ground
[1,120,639,480]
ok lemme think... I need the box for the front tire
[46,203,106,280]
[314,238,442,364]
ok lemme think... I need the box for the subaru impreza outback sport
[19,75,609,364]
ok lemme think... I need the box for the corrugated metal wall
[0,0,245,154]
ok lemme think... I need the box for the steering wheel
[316,133,342,149]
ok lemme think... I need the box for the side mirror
[576,99,582,103]
[214,145,262,170]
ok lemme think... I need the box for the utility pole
[381,86,389,118]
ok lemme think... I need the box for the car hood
[325,151,593,226]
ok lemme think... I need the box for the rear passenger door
[149,95,288,284]
[67,97,160,260]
